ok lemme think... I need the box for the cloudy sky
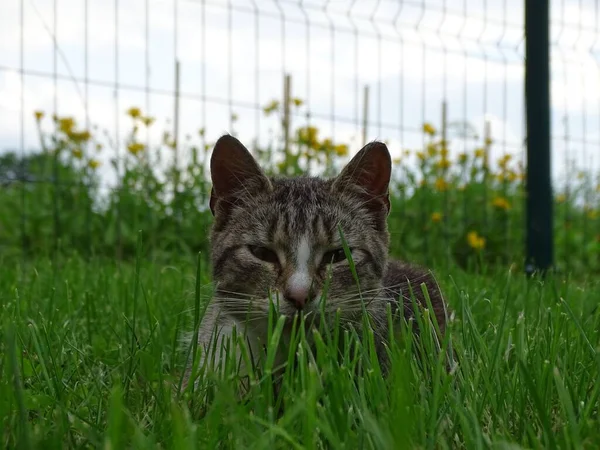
[1,0,599,188]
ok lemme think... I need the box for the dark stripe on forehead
[212,245,239,277]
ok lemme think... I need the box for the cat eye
[248,245,280,264]
[323,248,349,265]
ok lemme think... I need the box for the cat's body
[183,135,449,389]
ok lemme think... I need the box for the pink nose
[284,285,310,310]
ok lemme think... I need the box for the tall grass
[1,250,599,448]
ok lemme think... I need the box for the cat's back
[383,259,448,335]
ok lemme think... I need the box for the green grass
[1,250,599,449]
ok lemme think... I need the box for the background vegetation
[1,97,599,273]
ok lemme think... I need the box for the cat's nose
[284,285,310,310]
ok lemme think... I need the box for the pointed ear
[209,134,271,216]
[332,141,392,214]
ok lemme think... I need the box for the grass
[1,249,600,449]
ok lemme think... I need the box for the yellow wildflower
[96,143,103,152]
[485,137,493,146]
[403,149,410,157]
[231,113,238,122]
[458,153,468,164]
[127,107,142,119]
[88,159,101,169]
[71,148,83,159]
[322,138,333,152]
[198,128,205,137]
[431,212,443,223]
[434,177,448,192]
[392,157,401,165]
[334,144,348,157]
[416,151,426,161]
[298,126,319,149]
[577,172,585,180]
[467,231,486,251]
[427,143,438,157]
[422,123,436,136]
[435,158,450,170]
[58,117,75,135]
[474,148,485,158]
[556,194,566,203]
[127,142,145,155]
[492,196,511,211]
[141,116,155,127]
[70,130,92,142]
[34,111,44,121]
[292,98,303,107]
[263,100,279,115]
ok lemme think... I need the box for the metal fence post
[525,0,553,275]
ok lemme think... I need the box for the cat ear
[209,134,271,216]
[332,141,392,214]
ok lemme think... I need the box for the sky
[0,0,599,190]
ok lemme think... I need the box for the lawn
[1,252,599,449]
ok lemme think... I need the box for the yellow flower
[297,126,319,149]
[322,138,333,152]
[431,212,443,223]
[127,142,145,155]
[577,172,585,180]
[95,143,103,152]
[556,194,566,203]
[70,130,92,142]
[458,153,468,164]
[416,151,425,161]
[34,111,44,121]
[231,113,238,122]
[434,177,448,192]
[127,107,141,119]
[492,196,511,211]
[474,148,485,158]
[485,137,493,146]
[392,157,401,165]
[423,123,436,136]
[58,117,75,135]
[141,116,155,127]
[198,128,205,137]
[403,149,410,157]
[263,100,279,115]
[427,143,438,157]
[88,159,101,169]
[334,144,348,157]
[435,158,450,170]
[292,97,303,107]
[71,148,83,159]
[467,231,486,251]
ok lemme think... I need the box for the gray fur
[182,135,450,389]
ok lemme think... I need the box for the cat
[182,134,451,390]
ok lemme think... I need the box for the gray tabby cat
[183,135,450,389]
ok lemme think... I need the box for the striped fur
[182,135,450,389]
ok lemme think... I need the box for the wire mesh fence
[0,0,598,273]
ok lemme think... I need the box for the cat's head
[208,135,392,321]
